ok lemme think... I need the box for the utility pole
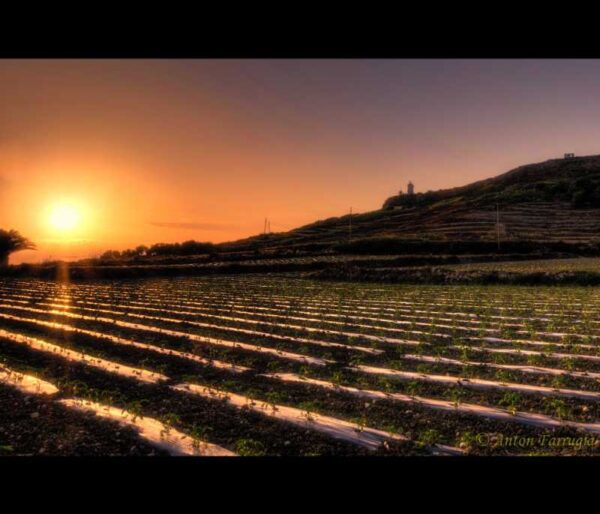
[348,207,353,243]
[268,220,271,234]
[263,218,267,235]
[496,203,500,251]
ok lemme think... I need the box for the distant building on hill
[384,181,417,210]
[564,153,575,159]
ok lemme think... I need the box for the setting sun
[48,204,81,232]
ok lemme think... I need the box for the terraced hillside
[3,274,600,455]
[222,155,600,253]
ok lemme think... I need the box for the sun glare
[48,204,81,232]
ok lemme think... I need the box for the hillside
[7,154,600,280]
[220,154,600,254]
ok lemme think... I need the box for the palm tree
[0,229,36,267]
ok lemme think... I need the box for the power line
[262,218,272,235]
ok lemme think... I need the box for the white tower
[407,181,414,195]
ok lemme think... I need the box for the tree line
[99,240,216,261]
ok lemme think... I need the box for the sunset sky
[3,59,600,263]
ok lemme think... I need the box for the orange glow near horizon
[5,59,600,264]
